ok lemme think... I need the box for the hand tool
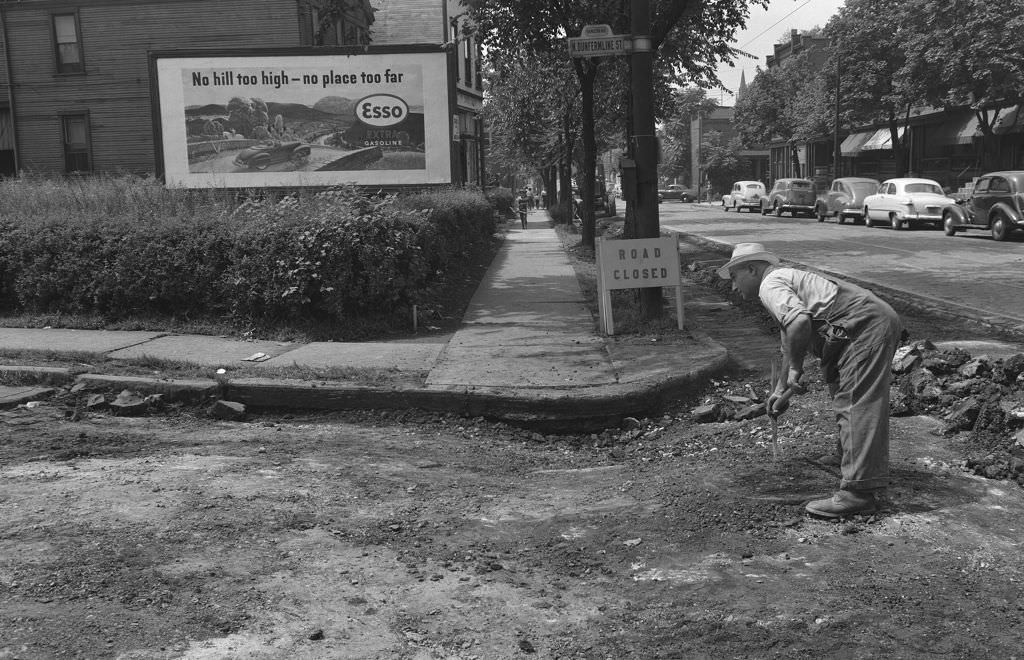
[769,360,780,458]
[767,360,805,458]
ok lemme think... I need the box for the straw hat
[716,243,779,279]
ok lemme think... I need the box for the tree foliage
[467,0,768,249]
[899,0,1024,137]
[484,51,580,181]
[700,131,751,195]
[659,87,717,183]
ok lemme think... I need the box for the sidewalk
[0,212,729,430]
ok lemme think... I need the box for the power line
[737,0,813,50]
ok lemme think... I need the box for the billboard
[151,47,454,188]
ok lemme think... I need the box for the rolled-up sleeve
[760,276,809,328]
[759,269,838,328]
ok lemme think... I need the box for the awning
[860,126,905,151]
[840,131,872,157]
[926,112,980,146]
[992,105,1024,136]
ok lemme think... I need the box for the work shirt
[758,267,838,329]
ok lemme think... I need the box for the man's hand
[786,367,805,392]
[767,389,789,418]
[767,381,807,418]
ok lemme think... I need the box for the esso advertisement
[356,94,409,127]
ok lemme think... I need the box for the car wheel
[837,213,845,225]
[890,213,903,230]
[992,214,1010,241]
[773,203,783,218]
[943,212,958,236]
[864,207,873,227]
[816,206,826,223]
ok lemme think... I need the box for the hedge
[0,175,500,331]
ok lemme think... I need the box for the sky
[713,0,845,105]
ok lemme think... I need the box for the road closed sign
[598,237,678,289]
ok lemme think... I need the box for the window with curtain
[53,14,84,74]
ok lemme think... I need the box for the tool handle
[768,383,805,417]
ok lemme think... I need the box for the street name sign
[569,24,629,58]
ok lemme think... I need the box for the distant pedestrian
[717,243,904,518]
[516,190,529,230]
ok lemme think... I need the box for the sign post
[596,236,684,335]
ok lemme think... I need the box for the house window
[304,6,367,45]
[475,42,484,90]
[53,13,84,74]
[62,114,91,173]
[463,37,473,83]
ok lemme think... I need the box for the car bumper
[901,211,943,222]
[782,204,815,213]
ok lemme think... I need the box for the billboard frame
[148,44,457,190]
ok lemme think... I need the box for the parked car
[572,178,617,217]
[233,140,312,170]
[862,178,955,230]
[658,183,695,203]
[760,178,817,217]
[814,177,880,224]
[942,171,1024,241]
[721,180,767,213]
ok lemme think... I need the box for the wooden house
[0,0,484,184]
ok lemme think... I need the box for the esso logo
[355,94,408,127]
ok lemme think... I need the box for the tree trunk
[558,123,573,218]
[579,64,598,251]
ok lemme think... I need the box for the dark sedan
[943,170,1024,241]
[233,140,312,170]
[760,178,817,217]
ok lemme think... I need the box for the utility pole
[833,39,842,179]
[630,0,661,319]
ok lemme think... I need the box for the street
[658,202,1024,334]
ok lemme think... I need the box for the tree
[484,50,581,203]
[468,0,769,251]
[900,0,1024,168]
[226,97,269,139]
[700,131,751,196]
[659,87,718,184]
[823,0,915,174]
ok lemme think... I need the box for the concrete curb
[1,336,729,432]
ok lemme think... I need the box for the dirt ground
[4,226,1024,658]
[3,363,1024,659]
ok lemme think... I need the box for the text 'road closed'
[598,238,679,290]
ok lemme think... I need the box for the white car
[862,178,956,230]
[721,180,766,212]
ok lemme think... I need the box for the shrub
[0,176,500,336]
[485,186,514,217]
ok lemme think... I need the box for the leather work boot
[805,489,878,518]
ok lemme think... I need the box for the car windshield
[789,181,812,189]
[904,183,943,195]
[744,184,761,190]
